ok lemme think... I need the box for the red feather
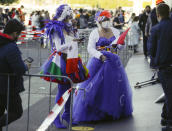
[100,10,111,18]
[117,28,130,45]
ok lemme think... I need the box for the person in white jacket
[129,16,141,53]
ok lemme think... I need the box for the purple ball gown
[73,36,133,122]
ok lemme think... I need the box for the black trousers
[0,93,23,128]
[142,33,148,57]
[158,67,172,123]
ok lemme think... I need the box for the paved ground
[2,41,164,131]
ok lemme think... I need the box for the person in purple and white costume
[41,4,88,128]
[73,10,133,122]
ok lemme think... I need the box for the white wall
[164,0,172,8]
[133,0,144,15]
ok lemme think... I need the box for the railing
[0,73,74,131]
[118,29,133,67]
[18,28,45,68]
[17,28,133,69]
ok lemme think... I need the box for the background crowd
[0,6,127,30]
[1,1,172,131]
[0,4,172,53]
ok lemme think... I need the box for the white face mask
[101,21,111,29]
[68,20,72,25]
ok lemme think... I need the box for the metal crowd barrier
[18,38,43,68]
[17,28,133,69]
[78,29,93,64]
[118,29,133,67]
[17,27,46,68]
[0,73,74,131]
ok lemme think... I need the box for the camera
[24,57,34,63]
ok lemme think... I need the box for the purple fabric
[95,11,102,21]
[45,20,72,45]
[41,52,88,83]
[54,84,71,127]
[54,4,69,20]
[96,36,116,46]
[73,37,133,122]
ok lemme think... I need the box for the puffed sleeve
[87,29,103,59]
[111,27,120,38]
[53,33,69,53]
[111,27,124,50]
[111,27,120,45]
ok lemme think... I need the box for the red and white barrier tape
[37,88,72,131]
[20,30,44,39]
[17,29,44,44]
[1,26,44,45]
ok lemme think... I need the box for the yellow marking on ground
[72,126,95,131]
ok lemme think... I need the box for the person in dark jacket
[0,19,28,131]
[145,0,165,68]
[145,0,165,40]
[0,8,5,30]
[78,9,88,29]
[149,4,172,131]
[113,11,124,29]
[139,5,151,58]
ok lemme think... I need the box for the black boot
[162,126,172,131]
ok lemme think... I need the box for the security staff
[0,19,28,131]
[149,3,172,131]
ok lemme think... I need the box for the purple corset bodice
[96,36,116,47]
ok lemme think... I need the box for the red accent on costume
[28,20,32,25]
[117,28,130,45]
[66,58,79,74]
[156,0,164,5]
[48,51,58,60]
[100,10,112,18]
[41,75,89,85]
[12,12,15,18]
[41,30,45,33]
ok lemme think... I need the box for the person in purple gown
[73,10,133,122]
